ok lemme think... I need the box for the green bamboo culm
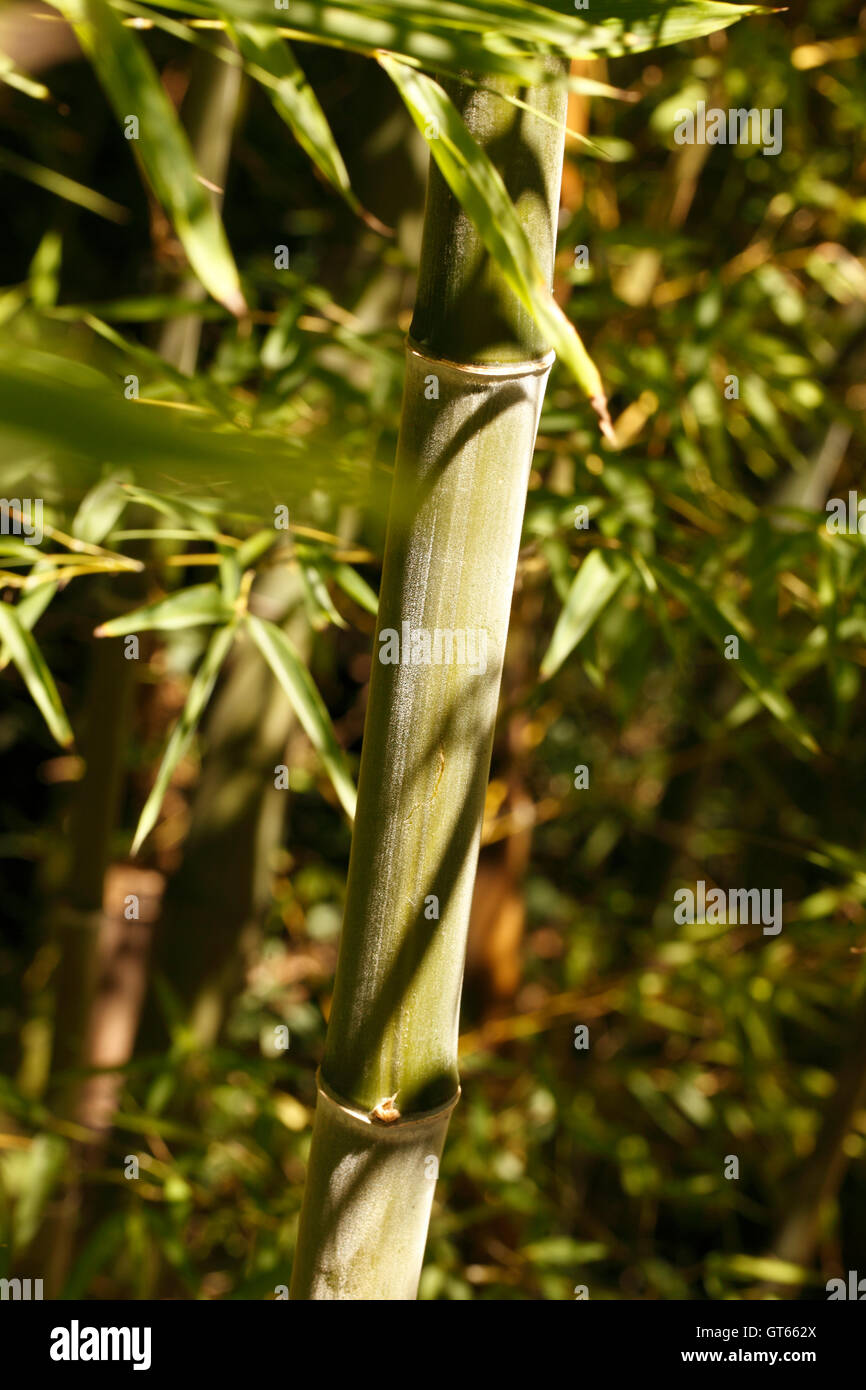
[290,63,568,1300]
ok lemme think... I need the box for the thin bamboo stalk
[291,64,568,1300]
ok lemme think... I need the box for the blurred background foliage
[0,0,865,1299]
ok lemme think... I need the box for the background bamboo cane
[290,64,569,1300]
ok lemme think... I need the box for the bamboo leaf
[0,51,52,102]
[0,350,341,503]
[0,600,74,747]
[540,549,629,679]
[29,229,62,310]
[50,0,245,314]
[299,560,348,631]
[0,147,128,222]
[95,583,233,637]
[245,613,356,820]
[72,475,131,546]
[707,1253,814,1286]
[648,556,820,754]
[131,622,237,855]
[229,26,362,214]
[332,562,378,616]
[235,528,279,569]
[0,570,58,671]
[380,57,610,423]
[116,486,219,533]
[186,0,763,79]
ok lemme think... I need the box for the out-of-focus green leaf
[72,475,131,545]
[95,583,233,637]
[235,529,279,570]
[520,1237,608,1265]
[0,600,74,747]
[186,0,762,80]
[540,549,629,679]
[332,562,378,616]
[0,560,59,671]
[0,51,51,101]
[706,1252,814,1286]
[246,613,356,820]
[131,622,237,854]
[8,1135,68,1251]
[28,230,62,310]
[51,0,245,314]
[116,486,220,533]
[648,556,819,754]
[0,350,350,505]
[0,147,128,222]
[299,559,348,630]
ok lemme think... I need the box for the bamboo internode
[291,68,566,1300]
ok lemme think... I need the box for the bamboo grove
[1,0,864,1302]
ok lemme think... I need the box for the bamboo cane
[290,64,568,1300]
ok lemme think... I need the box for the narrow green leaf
[11,1134,68,1250]
[0,51,52,102]
[0,147,128,222]
[235,528,279,569]
[707,1253,813,1287]
[72,475,131,546]
[246,613,356,820]
[0,600,74,746]
[29,229,62,310]
[51,0,245,314]
[649,556,820,754]
[332,563,378,616]
[540,549,629,679]
[299,560,348,630]
[0,569,58,671]
[230,26,365,217]
[185,0,763,80]
[0,349,340,505]
[116,486,219,533]
[95,583,233,637]
[380,57,610,426]
[131,622,237,855]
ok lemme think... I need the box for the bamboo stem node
[318,1071,461,1133]
[406,339,556,381]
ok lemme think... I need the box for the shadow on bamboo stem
[291,59,568,1301]
[293,368,562,1295]
[291,356,555,1300]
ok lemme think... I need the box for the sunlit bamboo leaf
[0,51,52,102]
[540,549,629,679]
[230,25,369,219]
[187,0,763,79]
[95,583,233,637]
[51,0,246,314]
[331,562,378,616]
[0,600,74,747]
[131,621,237,854]
[0,147,129,222]
[246,613,356,819]
[235,528,279,569]
[72,475,131,546]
